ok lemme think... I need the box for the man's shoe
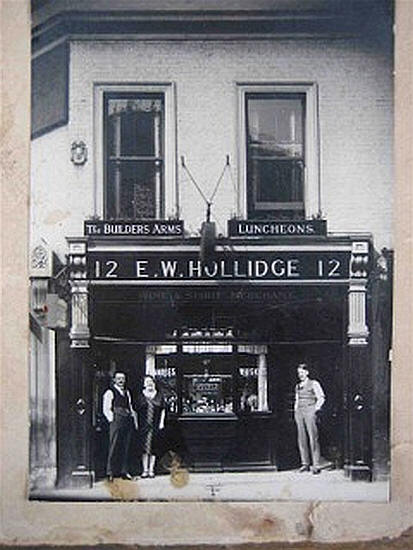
[312,467,321,475]
[107,474,114,482]
[121,473,133,480]
[298,465,310,473]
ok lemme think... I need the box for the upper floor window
[246,93,305,219]
[239,84,319,221]
[104,93,164,220]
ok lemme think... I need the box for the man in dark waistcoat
[103,371,137,481]
[294,363,325,474]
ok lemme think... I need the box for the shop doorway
[269,342,345,471]
[153,347,274,471]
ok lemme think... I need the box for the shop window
[182,375,234,414]
[104,93,164,220]
[238,366,259,412]
[181,356,234,415]
[239,84,319,220]
[155,356,178,413]
[152,349,268,416]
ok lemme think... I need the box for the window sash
[104,93,165,220]
[246,93,306,216]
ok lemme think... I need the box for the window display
[152,351,267,416]
[182,374,233,414]
[181,355,234,415]
[238,366,259,412]
[155,356,178,413]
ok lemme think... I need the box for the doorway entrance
[269,342,345,471]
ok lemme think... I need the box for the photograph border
[1,0,413,545]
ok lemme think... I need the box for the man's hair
[297,363,310,373]
[113,371,126,379]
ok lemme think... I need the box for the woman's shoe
[149,472,155,478]
[141,472,149,478]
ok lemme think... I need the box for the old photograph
[29,0,393,502]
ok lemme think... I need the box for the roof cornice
[31,1,393,53]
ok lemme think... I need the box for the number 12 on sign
[317,258,341,277]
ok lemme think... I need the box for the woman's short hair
[143,374,157,386]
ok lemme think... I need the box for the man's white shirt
[103,384,134,423]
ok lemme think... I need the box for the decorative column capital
[349,241,370,279]
[68,240,88,280]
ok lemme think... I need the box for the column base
[29,466,57,491]
[71,467,95,488]
[344,464,372,481]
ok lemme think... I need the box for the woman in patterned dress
[137,375,165,478]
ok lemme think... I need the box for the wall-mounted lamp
[71,140,88,166]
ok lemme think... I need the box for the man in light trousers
[294,363,325,474]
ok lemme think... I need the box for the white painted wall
[31,36,393,258]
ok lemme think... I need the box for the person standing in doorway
[137,375,166,478]
[294,363,325,474]
[103,371,137,481]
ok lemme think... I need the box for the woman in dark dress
[137,375,165,478]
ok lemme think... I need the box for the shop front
[55,227,379,486]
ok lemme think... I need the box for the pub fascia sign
[84,219,184,237]
[88,250,350,282]
[84,219,326,238]
[228,219,327,237]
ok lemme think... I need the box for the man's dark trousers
[106,412,133,477]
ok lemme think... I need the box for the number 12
[317,259,341,277]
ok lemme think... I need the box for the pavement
[30,469,388,502]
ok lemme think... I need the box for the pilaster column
[68,240,90,348]
[345,241,372,481]
[348,279,369,345]
[61,239,93,487]
[69,281,90,348]
[68,347,94,488]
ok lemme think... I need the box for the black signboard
[84,220,184,237]
[228,219,327,238]
[87,250,350,282]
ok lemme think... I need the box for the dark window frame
[245,92,306,220]
[103,91,165,220]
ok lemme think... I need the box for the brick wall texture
[31,36,393,258]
